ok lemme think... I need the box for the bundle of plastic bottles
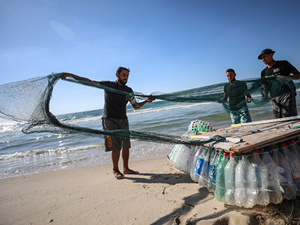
[188,120,217,135]
[169,138,300,208]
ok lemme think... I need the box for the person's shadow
[149,187,232,225]
[123,172,195,185]
[123,172,237,225]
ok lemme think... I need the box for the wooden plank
[186,120,300,153]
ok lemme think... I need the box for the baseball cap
[258,48,275,59]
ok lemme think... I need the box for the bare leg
[112,150,124,179]
[122,148,139,174]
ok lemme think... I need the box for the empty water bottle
[184,145,197,174]
[289,140,300,161]
[193,147,208,182]
[207,149,219,192]
[215,152,229,202]
[235,154,250,207]
[215,150,223,172]
[272,145,296,200]
[224,152,238,205]
[261,147,283,204]
[280,143,300,195]
[169,144,183,167]
[190,145,202,182]
[250,149,269,206]
[172,144,190,173]
[199,147,214,187]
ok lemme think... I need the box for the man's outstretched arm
[130,98,155,109]
[61,73,100,84]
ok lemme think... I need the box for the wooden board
[186,119,300,153]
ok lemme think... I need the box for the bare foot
[113,169,124,179]
[123,169,139,174]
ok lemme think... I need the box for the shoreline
[1,157,298,225]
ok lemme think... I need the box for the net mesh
[0,73,299,145]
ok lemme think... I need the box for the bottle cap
[263,147,269,152]
[290,140,296,144]
[219,150,223,155]
[223,152,228,157]
[281,143,287,147]
[230,152,235,157]
[253,149,259,154]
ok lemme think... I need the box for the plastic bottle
[215,152,229,202]
[215,150,223,171]
[207,149,219,192]
[280,143,300,195]
[190,145,202,182]
[173,144,189,172]
[168,144,181,165]
[272,145,296,200]
[199,147,214,187]
[187,121,195,135]
[214,150,223,186]
[184,145,197,174]
[261,147,283,204]
[235,154,250,207]
[289,140,300,162]
[193,147,208,182]
[224,152,238,205]
[250,150,269,206]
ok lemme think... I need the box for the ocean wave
[127,102,215,116]
[0,144,100,161]
[0,121,26,133]
[60,115,103,126]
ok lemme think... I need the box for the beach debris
[162,187,166,194]
[173,216,180,225]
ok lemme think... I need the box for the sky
[1,0,300,117]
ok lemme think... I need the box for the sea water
[0,95,299,179]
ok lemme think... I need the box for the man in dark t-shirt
[258,48,300,118]
[221,68,252,124]
[61,67,154,179]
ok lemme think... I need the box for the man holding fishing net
[61,67,155,179]
[221,68,252,124]
[258,48,300,118]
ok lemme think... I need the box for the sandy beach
[1,157,299,225]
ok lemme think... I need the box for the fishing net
[0,73,299,145]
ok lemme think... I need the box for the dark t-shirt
[224,80,249,110]
[100,81,133,119]
[261,60,297,97]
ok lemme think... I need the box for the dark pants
[272,93,297,118]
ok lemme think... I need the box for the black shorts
[102,118,131,151]
[272,93,297,118]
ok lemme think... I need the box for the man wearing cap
[258,48,300,118]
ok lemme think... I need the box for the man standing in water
[258,48,300,118]
[61,67,154,179]
[221,68,252,124]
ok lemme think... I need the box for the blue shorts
[102,118,131,151]
[230,108,252,124]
